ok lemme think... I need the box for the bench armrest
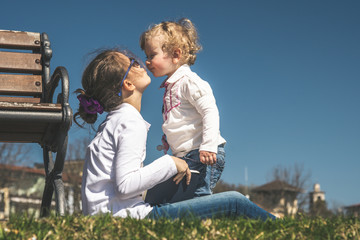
[45,66,70,105]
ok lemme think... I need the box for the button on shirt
[161,65,226,157]
[81,103,177,219]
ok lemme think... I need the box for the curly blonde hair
[140,18,202,66]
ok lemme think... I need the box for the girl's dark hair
[74,48,132,127]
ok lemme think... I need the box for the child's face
[144,37,178,78]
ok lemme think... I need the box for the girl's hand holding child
[171,156,191,185]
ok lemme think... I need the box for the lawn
[1,214,359,239]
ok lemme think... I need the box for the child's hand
[199,151,217,165]
[156,134,169,154]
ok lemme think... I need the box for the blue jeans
[147,191,276,221]
[182,144,225,197]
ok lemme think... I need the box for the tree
[212,180,248,195]
[66,138,90,161]
[0,143,31,165]
[309,199,333,218]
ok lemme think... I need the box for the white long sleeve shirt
[81,103,177,219]
[161,65,226,157]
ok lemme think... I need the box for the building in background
[0,164,46,218]
[309,183,326,210]
[344,203,360,217]
[308,183,333,217]
[0,161,83,219]
[251,180,303,218]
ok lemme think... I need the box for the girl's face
[144,37,178,78]
[120,53,151,94]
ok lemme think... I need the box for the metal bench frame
[0,30,72,217]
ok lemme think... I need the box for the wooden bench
[0,30,72,217]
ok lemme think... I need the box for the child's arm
[184,78,220,164]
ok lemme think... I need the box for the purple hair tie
[77,95,104,115]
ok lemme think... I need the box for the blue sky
[2,0,359,209]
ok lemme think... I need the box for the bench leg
[53,135,68,216]
[40,148,54,217]
[40,135,68,217]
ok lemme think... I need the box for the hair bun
[178,18,193,29]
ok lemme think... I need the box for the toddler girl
[140,18,226,196]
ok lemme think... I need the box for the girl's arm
[113,118,177,199]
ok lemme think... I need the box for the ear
[123,79,136,92]
[172,48,182,64]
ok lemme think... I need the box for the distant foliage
[212,180,250,195]
[0,143,31,165]
[310,200,333,218]
[63,138,90,214]
[66,138,90,161]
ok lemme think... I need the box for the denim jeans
[182,144,225,197]
[147,191,276,221]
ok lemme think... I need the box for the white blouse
[162,65,226,157]
[81,103,177,219]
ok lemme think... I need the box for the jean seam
[183,156,199,163]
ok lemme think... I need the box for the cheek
[146,75,151,85]
[142,70,151,82]
[140,74,151,89]
[143,70,150,79]
[152,57,165,69]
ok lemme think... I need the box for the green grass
[1,214,359,239]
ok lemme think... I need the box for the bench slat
[0,74,42,95]
[0,101,62,111]
[0,52,42,74]
[0,30,41,50]
[0,97,41,103]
